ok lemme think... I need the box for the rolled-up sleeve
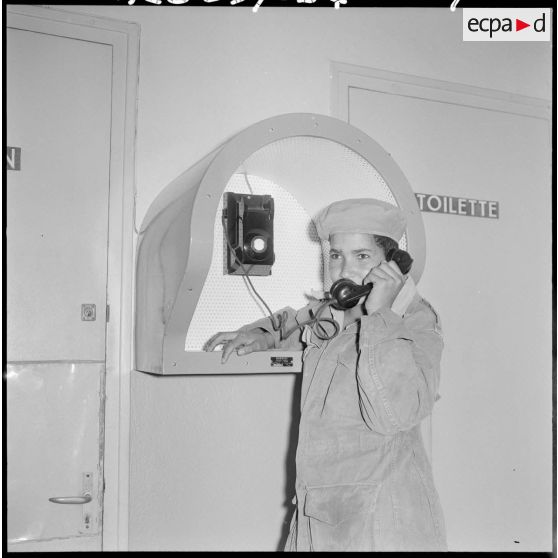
[356,301,443,435]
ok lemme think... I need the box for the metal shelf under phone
[139,349,302,375]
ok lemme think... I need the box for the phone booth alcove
[135,113,425,375]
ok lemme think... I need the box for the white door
[341,72,552,551]
[6,23,113,552]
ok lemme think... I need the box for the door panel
[348,86,552,551]
[7,362,104,542]
[7,28,112,362]
[7,23,113,551]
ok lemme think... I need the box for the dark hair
[373,235,398,258]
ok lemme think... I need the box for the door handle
[49,494,92,505]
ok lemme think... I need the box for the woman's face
[328,232,385,285]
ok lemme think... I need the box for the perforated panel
[239,136,397,206]
[185,175,323,350]
[239,136,407,289]
[185,136,408,350]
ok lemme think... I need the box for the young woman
[205,198,447,551]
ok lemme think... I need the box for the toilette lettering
[415,193,499,219]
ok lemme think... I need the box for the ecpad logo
[463,8,550,41]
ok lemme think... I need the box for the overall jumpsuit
[242,278,447,552]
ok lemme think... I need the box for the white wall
[51,4,552,551]
[60,6,551,228]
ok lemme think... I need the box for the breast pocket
[303,483,381,551]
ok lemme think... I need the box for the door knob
[49,472,94,505]
[49,493,92,504]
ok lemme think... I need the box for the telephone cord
[222,213,340,343]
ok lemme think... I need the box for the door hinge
[106,304,110,322]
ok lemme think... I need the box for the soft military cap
[314,198,406,242]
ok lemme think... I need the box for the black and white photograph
[5,0,554,553]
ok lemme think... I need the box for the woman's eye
[330,253,340,260]
[357,253,370,260]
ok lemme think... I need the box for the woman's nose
[341,262,359,282]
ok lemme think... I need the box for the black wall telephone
[328,248,413,310]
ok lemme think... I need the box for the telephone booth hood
[134,113,425,375]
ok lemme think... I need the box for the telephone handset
[271,248,413,342]
[328,248,414,310]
